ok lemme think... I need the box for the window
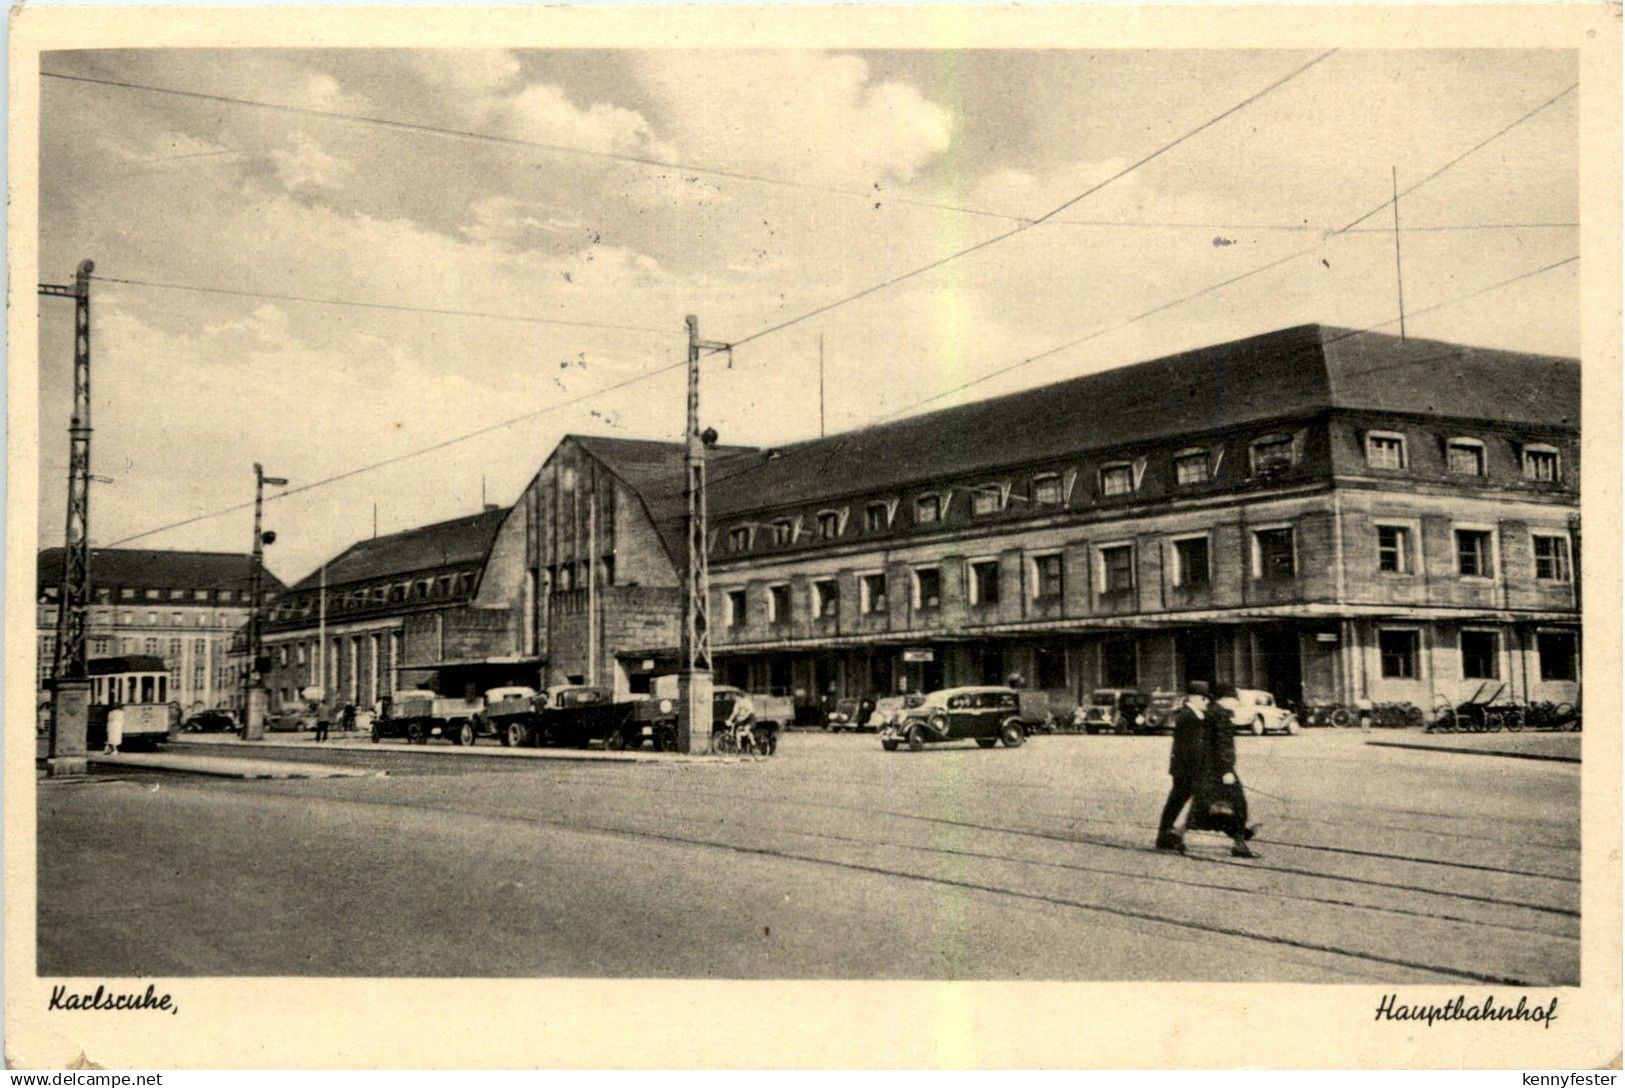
[1538,632,1578,681]
[145,588,160,600]
[144,637,160,655]
[1523,445,1561,482]
[295,642,306,664]
[1366,431,1407,470]
[1100,544,1135,593]
[1533,534,1571,582]
[1447,438,1485,477]
[727,526,752,553]
[726,589,747,628]
[969,560,1001,606]
[193,590,209,601]
[556,565,574,592]
[865,503,889,533]
[914,567,942,609]
[813,579,839,618]
[1174,450,1210,486]
[771,519,793,546]
[121,588,136,600]
[1035,647,1066,690]
[1173,536,1210,587]
[278,645,289,667]
[1032,553,1063,600]
[1032,474,1063,505]
[1379,629,1419,679]
[970,486,1001,516]
[1250,434,1295,474]
[1377,525,1413,574]
[1099,463,1134,497]
[171,611,183,625]
[1461,630,1499,680]
[859,573,887,614]
[1102,639,1137,688]
[147,611,158,625]
[1253,528,1296,579]
[914,494,941,525]
[1455,529,1492,577]
[768,584,790,624]
[816,511,841,540]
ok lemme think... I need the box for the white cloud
[268,133,354,194]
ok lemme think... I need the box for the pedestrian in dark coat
[1156,681,1210,852]
[1191,683,1258,857]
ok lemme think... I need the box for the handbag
[1189,778,1248,834]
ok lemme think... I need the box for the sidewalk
[167,732,738,764]
[87,750,385,779]
[1364,729,1580,763]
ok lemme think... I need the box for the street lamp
[242,463,287,740]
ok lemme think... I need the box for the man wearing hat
[1155,680,1211,853]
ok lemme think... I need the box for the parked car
[826,696,879,732]
[1142,690,1181,733]
[266,708,318,732]
[869,694,925,734]
[1220,689,1301,735]
[879,686,1037,752]
[182,708,238,733]
[1075,688,1150,734]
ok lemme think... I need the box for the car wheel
[975,738,997,749]
[604,729,627,752]
[1000,720,1026,748]
[503,722,526,748]
[1250,715,1265,736]
[906,725,926,752]
[881,738,899,751]
[457,722,476,747]
[1285,714,1301,735]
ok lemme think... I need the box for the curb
[88,753,383,780]
[167,735,742,766]
[1365,739,1581,764]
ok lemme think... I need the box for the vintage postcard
[6,4,1620,1070]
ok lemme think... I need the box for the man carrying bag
[1189,682,1258,858]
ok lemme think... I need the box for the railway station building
[510,323,1581,717]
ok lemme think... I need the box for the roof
[697,324,1578,516]
[289,507,509,592]
[37,548,282,594]
[569,434,760,565]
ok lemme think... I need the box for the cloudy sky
[36,48,1579,584]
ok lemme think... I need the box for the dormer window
[1446,437,1486,477]
[1173,449,1210,486]
[1099,462,1134,497]
[1250,434,1295,475]
[727,526,752,552]
[1523,444,1561,482]
[915,494,941,525]
[771,519,793,546]
[864,502,890,533]
[1365,431,1407,470]
[816,511,841,540]
[969,485,1002,516]
[1031,474,1063,505]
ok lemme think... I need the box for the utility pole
[678,315,729,753]
[243,462,287,739]
[39,259,94,777]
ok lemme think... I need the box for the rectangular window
[1101,545,1135,593]
[768,584,790,624]
[1461,630,1499,680]
[145,588,160,600]
[1174,451,1210,486]
[817,512,841,540]
[860,573,888,614]
[969,560,1001,606]
[1533,534,1571,581]
[1101,639,1138,688]
[1173,536,1210,587]
[1251,435,1295,474]
[193,590,209,601]
[915,494,941,524]
[144,637,160,655]
[813,579,839,618]
[1523,447,1560,482]
[1365,432,1406,470]
[1033,553,1064,600]
[1537,632,1578,681]
[1253,528,1296,579]
[726,589,747,628]
[865,503,889,532]
[727,526,751,553]
[1099,463,1134,497]
[121,588,136,600]
[914,567,942,609]
[970,486,1001,516]
[768,520,791,546]
[1455,529,1491,577]
[1032,474,1063,505]
[1379,629,1419,679]
[1377,525,1412,574]
[1447,439,1485,477]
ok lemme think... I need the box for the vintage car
[1074,688,1150,734]
[480,685,680,750]
[372,689,484,745]
[1220,689,1301,735]
[182,708,238,733]
[879,686,1041,751]
[825,696,877,733]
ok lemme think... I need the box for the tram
[85,655,175,750]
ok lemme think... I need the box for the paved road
[37,730,1579,982]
